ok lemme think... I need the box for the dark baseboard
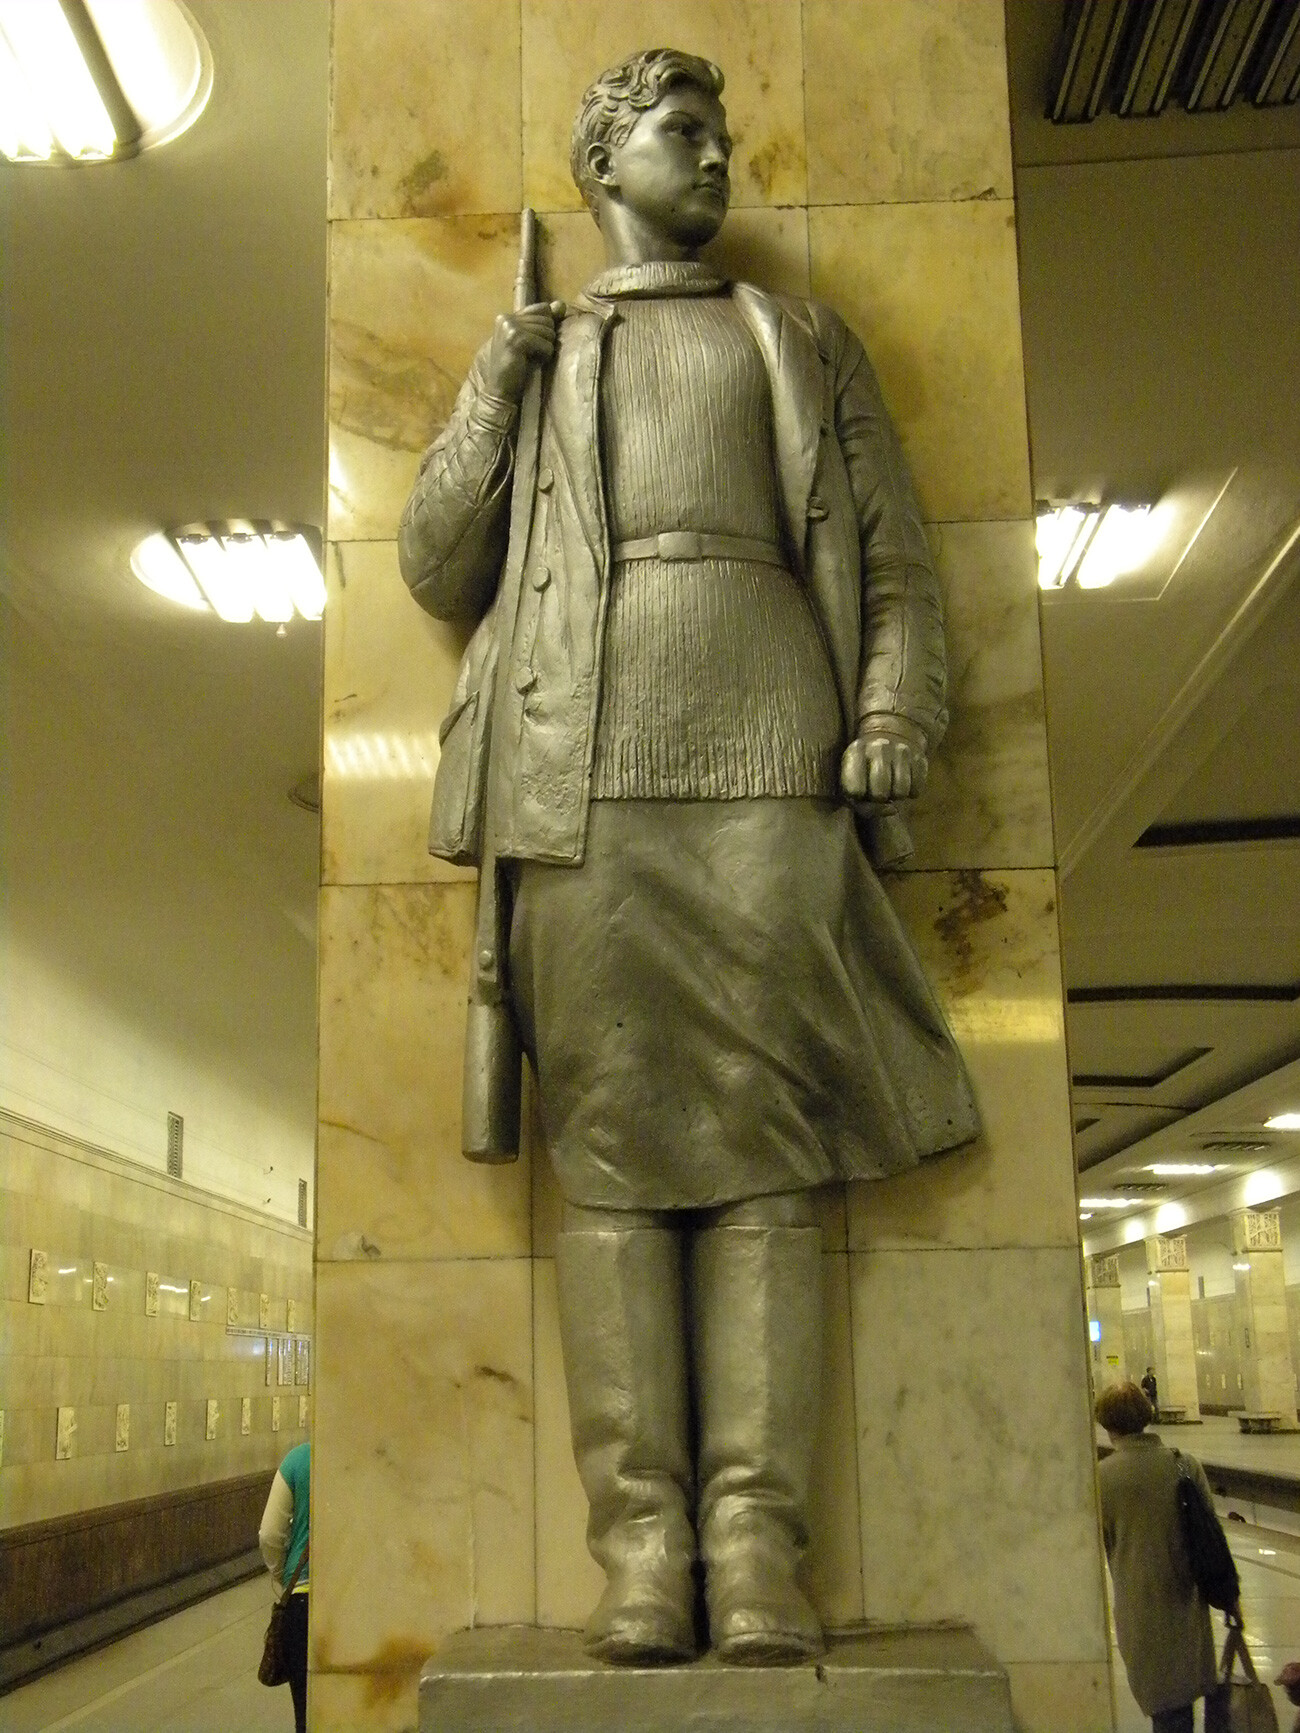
[0,1546,265,1693]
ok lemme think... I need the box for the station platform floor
[5,1494,1300,1731]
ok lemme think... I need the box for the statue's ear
[586,141,617,192]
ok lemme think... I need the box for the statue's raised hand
[841,716,929,803]
[483,300,567,404]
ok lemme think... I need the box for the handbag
[258,1544,308,1688]
[1206,1623,1280,1733]
[1174,1449,1241,1610]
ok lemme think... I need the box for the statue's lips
[691,181,728,206]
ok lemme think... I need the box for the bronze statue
[399,48,979,1668]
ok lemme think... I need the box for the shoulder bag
[1174,1449,1241,1610]
[258,1543,308,1688]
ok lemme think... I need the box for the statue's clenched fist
[840,715,929,803]
[483,300,568,403]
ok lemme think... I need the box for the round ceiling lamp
[0,0,212,163]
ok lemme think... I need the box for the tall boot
[692,1222,825,1665]
[556,1224,697,1664]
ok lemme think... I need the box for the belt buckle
[656,530,704,561]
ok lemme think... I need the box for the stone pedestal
[1144,1235,1201,1419]
[1087,1252,1127,1390]
[1232,1209,1299,1425]
[420,1627,1016,1733]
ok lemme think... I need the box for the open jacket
[398,280,948,868]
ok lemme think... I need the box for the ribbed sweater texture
[591,293,842,801]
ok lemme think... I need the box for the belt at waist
[612,531,785,567]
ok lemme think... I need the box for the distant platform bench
[1156,1406,1193,1424]
[1238,1412,1298,1433]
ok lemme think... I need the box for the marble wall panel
[803,0,1014,207]
[850,869,1076,1252]
[328,216,520,542]
[322,541,475,887]
[809,201,1032,524]
[330,0,522,221]
[521,0,807,213]
[850,1247,1108,1667]
[1005,1661,1114,1733]
[908,521,1054,872]
[317,882,531,1263]
[311,1259,534,1720]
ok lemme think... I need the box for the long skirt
[507,798,980,1211]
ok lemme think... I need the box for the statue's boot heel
[557,1225,697,1666]
[693,1222,826,1666]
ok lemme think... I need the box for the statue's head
[570,48,730,249]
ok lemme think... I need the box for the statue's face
[601,83,731,247]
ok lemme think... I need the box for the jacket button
[536,466,554,492]
[532,566,551,591]
[478,949,495,970]
[514,668,537,694]
[807,495,829,521]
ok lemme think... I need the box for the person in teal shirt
[259,1441,310,1731]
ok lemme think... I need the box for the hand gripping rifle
[461,211,544,1161]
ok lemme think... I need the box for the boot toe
[584,1575,697,1666]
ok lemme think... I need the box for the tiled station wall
[0,1112,313,1533]
[317,5,1112,1731]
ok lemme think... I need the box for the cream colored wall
[318,6,1111,1730]
[0,1113,312,1529]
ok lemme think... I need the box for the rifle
[461,210,544,1161]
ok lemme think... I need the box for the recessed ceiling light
[0,0,210,164]
[1147,1163,1226,1177]
[1079,1197,1132,1210]
[1036,502,1161,590]
[1265,1112,1300,1131]
[131,525,325,623]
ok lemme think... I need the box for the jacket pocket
[429,611,497,865]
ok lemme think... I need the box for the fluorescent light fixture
[1148,1163,1225,1177]
[1088,1319,1101,1343]
[1036,501,1161,590]
[0,0,210,163]
[130,531,206,609]
[1243,1169,1284,1206]
[132,525,325,624]
[1233,1262,1251,1272]
[1265,1112,1300,1131]
[1079,1211,1093,1221]
[1079,1196,1132,1210]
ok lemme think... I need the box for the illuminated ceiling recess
[1036,502,1160,590]
[132,527,326,624]
[0,0,211,163]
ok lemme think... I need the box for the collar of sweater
[583,259,728,300]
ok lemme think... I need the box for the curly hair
[1095,1381,1155,1436]
[570,48,725,217]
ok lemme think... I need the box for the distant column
[1086,1253,1127,1390]
[1231,1208,1299,1427]
[1144,1234,1200,1420]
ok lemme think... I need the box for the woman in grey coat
[1095,1382,1237,1731]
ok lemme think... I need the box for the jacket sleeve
[258,1468,293,1594]
[397,345,517,624]
[818,306,949,750]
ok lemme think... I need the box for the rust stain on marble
[933,869,1008,979]
[316,1636,429,1706]
[330,322,457,451]
[744,132,801,199]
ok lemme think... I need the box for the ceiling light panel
[133,525,325,625]
[0,0,116,157]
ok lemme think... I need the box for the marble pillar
[1231,1209,1299,1424]
[316,6,1112,1730]
[1144,1236,1201,1419]
[1087,1253,1127,1391]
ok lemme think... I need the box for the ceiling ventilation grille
[1201,1138,1271,1151]
[166,1111,183,1179]
[1048,0,1300,121]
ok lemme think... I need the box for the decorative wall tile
[226,1286,239,1327]
[521,0,807,212]
[56,1406,75,1460]
[330,0,522,221]
[906,521,1054,872]
[287,1299,297,1332]
[850,870,1077,1252]
[266,1337,275,1388]
[164,1400,177,1446]
[145,1271,159,1316]
[328,216,521,542]
[115,1403,130,1451]
[272,1395,281,1433]
[279,1339,293,1387]
[850,1247,1108,1666]
[317,882,531,1262]
[205,1398,219,1441]
[298,1395,310,1429]
[322,542,473,887]
[311,1259,534,1710]
[804,0,1014,206]
[92,1262,109,1310]
[28,1249,47,1304]
[241,1396,252,1436]
[188,1280,201,1323]
[809,201,1032,523]
[259,1292,271,1329]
